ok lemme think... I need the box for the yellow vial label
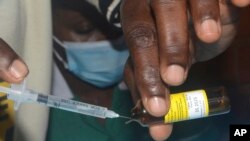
[165,90,209,123]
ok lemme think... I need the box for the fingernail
[201,19,219,34]
[148,97,167,117]
[233,0,250,7]
[163,65,185,86]
[199,19,220,43]
[9,60,28,79]
[244,0,250,6]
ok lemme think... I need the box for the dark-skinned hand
[0,38,28,83]
[121,0,249,140]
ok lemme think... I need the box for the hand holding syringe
[0,81,129,120]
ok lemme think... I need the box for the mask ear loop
[53,36,67,49]
[53,36,69,69]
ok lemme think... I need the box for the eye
[74,22,95,35]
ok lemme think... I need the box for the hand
[121,0,240,140]
[0,38,28,83]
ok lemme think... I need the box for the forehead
[52,0,98,16]
[52,0,110,27]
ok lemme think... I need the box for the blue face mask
[53,37,129,88]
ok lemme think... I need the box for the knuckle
[164,43,187,55]
[125,24,156,49]
[137,66,162,88]
[142,66,160,84]
[152,0,184,9]
[219,0,233,5]
[161,41,188,64]
[152,0,182,5]
[164,34,188,55]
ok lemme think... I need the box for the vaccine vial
[130,87,230,126]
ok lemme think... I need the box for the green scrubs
[46,87,153,141]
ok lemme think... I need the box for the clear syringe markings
[0,86,124,119]
[36,93,119,118]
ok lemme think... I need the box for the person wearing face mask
[46,1,153,141]
[53,37,128,88]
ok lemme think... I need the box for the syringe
[0,83,129,119]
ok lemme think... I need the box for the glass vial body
[131,87,230,126]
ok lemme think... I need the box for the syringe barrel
[0,86,113,119]
[35,92,108,118]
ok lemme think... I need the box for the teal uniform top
[46,87,153,141]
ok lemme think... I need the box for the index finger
[121,0,169,117]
